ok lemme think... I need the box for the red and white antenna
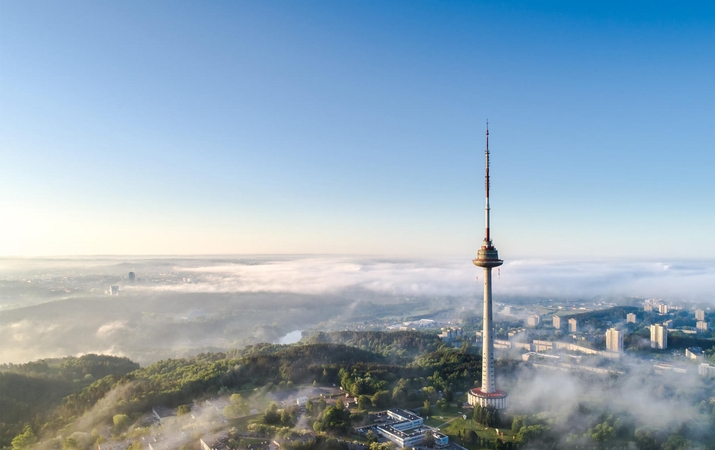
[485,120,491,246]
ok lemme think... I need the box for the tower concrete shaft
[481,267,495,392]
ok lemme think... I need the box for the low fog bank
[499,352,715,447]
[132,257,715,302]
[2,256,714,365]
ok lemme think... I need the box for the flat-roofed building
[686,347,703,360]
[527,315,541,327]
[553,316,562,329]
[568,318,578,333]
[650,324,668,349]
[697,321,708,332]
[658,304,669,315]
[605,328,623,353]
[699,364,715,377]
[627,313,636,324]
[375,409,448,448]
[695,310,705,321]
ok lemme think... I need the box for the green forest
[2,331,714,450]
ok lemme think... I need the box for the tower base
[467,388,509,410]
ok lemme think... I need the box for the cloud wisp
[131,257,715,302]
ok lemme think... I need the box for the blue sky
[1,1,713,258]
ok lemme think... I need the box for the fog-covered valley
[2,256,714,366]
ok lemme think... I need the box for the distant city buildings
[553,316,562,329]
[605,328,623,353]
[697,321,708,333]
[644,303,654,312]
[399,319,437,331]
[568,318,578,333]
[527,315,541,327]
[626,313,636,324]
[695,309,705,321]
[128,271,136,282]
[109,285,119,296]
[438,327,463,342]
[503,306,512,315]
[650,324,668,349]
[658,304,669,315]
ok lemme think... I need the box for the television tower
[467,122,509,410]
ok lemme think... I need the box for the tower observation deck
[467,122,509,410]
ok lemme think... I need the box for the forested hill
[302,331,441,362]
[0,355,140,449]
[1,335,474,450]
[1,342,411,447]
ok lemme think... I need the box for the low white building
[685,347,703,360]
[375,409,448,448]
[698,363,715,377]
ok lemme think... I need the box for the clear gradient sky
[1,1,713,258]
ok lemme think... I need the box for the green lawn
[423,406,518,450]
[228,413,265,430]
[438,418,518,449]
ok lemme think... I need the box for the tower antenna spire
[485,120,491,245]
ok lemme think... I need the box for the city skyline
[1,1,714,257]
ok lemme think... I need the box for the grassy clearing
[228,413,264,430]
[423,406,518,450]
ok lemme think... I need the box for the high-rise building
[568,318,578,333]
[644,304,653,312]
[128,272,136,282]
[626,313,636,324]
[109,285,119,296]
[697,321,708,333]
[527,315,541,327]
[553,316,562,329]
[650,324,668,349]
[467,124,509,410]
[658,304,669,315]
[695,310,705,321]
[605,328,623,353]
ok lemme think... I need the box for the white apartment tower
[553,316,562,329]
[650,324,668,349]
[568,318,578,333]
[626,313,636,324]
[605,328,623,353]
[697,321,708,333]
[695,310,705,321]
[527,315,541,327]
